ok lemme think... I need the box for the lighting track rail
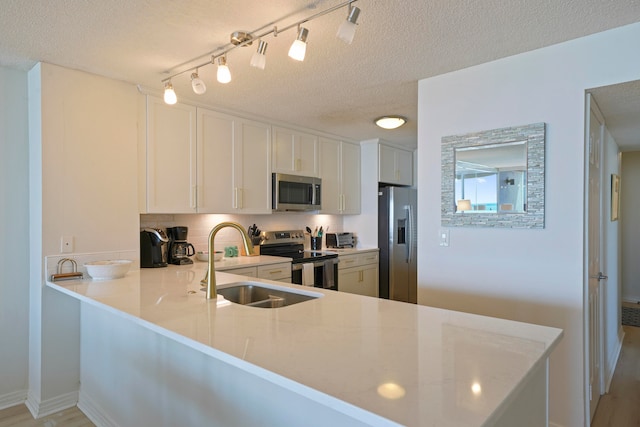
[162,0,360,104]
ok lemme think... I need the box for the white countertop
[47,263,562,427]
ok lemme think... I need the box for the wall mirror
[441,123,545,228]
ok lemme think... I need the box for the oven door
[291,258,338,290]
[272,173,321,212]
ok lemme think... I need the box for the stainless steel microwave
[272,173,322,212]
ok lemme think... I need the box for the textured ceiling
[2,0,640,148]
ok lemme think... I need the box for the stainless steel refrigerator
[378,186,417,303]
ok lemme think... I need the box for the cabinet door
[146,97,197,213]
[339,264,378,297]
[395,148,413,186]
[236,119,271,213]
[197,108,235,213]
[319,137,341,214]
[341,142,361,214]
[378,143,397,184]
[257,263,291,282]
[272,126,318,176]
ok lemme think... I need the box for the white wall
[27,63,140,415]
[0,66,30,408]
[621,151,640,302]
[418,23,640,427]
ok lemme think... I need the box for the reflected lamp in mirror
[441,123,545,228]
[457,199,472,213]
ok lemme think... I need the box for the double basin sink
[217,282,322,308]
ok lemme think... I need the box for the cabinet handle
[295,158,302,171]
[233,187,239,209]
[395,170,400,181]
[237,188,243,209]
[191,186,197,209]
[358,270,363,282]
[268,269,283,275]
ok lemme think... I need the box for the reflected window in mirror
[454,141,527,214]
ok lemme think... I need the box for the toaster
[326,232,354,248]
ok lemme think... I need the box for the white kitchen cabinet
[319,138,360,214]
[144,96,197,213]
[197,109,271,214]
[219,262,291,283]
[272,126,318,176]
[338,251,379,297]
[379,143,413,186]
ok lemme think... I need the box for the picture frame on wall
[611,174,620,221]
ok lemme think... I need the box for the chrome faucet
[201,222,255,300]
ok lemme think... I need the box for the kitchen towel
[323,260,335,289]
[302,263,314,286]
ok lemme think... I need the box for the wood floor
[0,404,93,427]
[592,325,640,426]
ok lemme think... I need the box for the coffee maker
[167,226,196,265]
[140,228,169,268]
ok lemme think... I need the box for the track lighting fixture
[250,40,268,70]
[288,26,309,62]
[217,56,231,84]
[160,0,360,104]
[336,5,360,44]
[163,81,177,105]
[190,70,206,95]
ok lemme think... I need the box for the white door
[587,94,606,421]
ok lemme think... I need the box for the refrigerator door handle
[405,205,413,263]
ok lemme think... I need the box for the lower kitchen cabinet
[218,262,291,283]
[338,251,379,297]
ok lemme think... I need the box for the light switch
[439,228,449,247]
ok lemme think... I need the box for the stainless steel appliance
[326,232,354,248]
[378,186,417,303]
[272,173,322,212]
[167,226,196,265]
[140,228,169,268]
[259,230,338,290]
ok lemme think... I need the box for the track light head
[250,40,268,70]
[163,81,177,105]
[337,5,360,44]
[190,71,206,95]
[217,56,231,84]
[288,26,308,61]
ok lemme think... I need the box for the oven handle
[291,258,338,271]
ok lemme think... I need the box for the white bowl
[196,251,223,262]
[85,260,132,280]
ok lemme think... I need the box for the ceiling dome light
[288,26,309,62]
[217,56,231,84]
[250,40,268,70]
[163,81,177,105]
[190,71,206,95]
[336,5,360,44]
[375,116,407,130]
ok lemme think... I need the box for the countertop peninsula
[47,261,562,426]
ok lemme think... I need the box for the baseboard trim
[25,390,78,418]
[78,390,120,427]
[605,330,625,392]
[0,389,27,411]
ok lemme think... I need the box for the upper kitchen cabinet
[143,96,197,213]
[272,126,318,177]
[319,137,360,214]
[197,109,271,214]
[379,143,413,186]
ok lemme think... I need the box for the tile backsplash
[140,213,345,252]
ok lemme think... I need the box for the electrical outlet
[439,228,449,247]
[61,236,74,253]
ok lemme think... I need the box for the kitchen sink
[217,282,322,308]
